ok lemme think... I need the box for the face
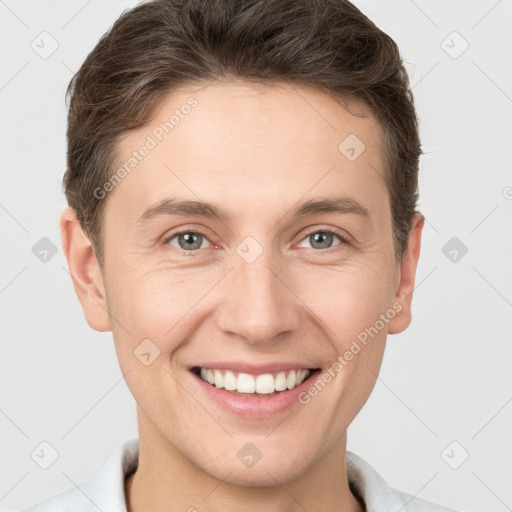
[62,81,423,487]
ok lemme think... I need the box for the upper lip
[190,362,320,374]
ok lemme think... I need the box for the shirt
[19,438,460,512]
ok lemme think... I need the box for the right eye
[163,230,212,253]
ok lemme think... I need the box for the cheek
[297,260,395,344]
[108,267,216,357]
[106,270,199,418]
[293,260,392,404]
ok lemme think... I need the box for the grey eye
[168,232,209,251]
[298,231,342,250]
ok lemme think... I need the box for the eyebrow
[136,196,370,225]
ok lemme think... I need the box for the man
[21,0,459,510]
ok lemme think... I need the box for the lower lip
[189,369,321,419]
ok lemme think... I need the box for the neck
[125,407,364,512]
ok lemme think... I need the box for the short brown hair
[64,0,421,268]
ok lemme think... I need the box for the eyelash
[299,227,350,252]
[162,227,350,256]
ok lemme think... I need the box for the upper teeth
[199,368,312,394]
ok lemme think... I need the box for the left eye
[166,231,211,251]
[297,230,343,250]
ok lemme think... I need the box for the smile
[192,366,314,396]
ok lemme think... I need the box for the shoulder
[346,451,461,512]
[17,481,98,512]
[18,438,139,512]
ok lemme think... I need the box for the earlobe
[60,208,111,332]
[387,212,425,335]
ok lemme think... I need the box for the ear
[60,208,111,332]
[387,212,425,335]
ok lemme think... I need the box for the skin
[61,81,424,512]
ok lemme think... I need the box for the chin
[195,446,312,488]
[218,463,302,488]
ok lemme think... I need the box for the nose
[215,249,302,346]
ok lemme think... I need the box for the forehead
[106,81,387,225]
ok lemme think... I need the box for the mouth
[190,366,320,398]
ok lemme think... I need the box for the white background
[1,1,511,511]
